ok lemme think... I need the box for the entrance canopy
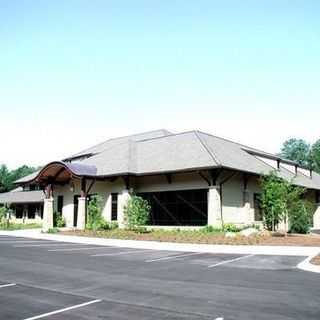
[21,161,97,185]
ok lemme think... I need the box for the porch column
[42,184,54,232]
[77,197,86,230]
[242,191,251,223]
[118,189,131,228]
[42,198,54,232]
[207,186,222,227]
[77,178,87,230]
[313,191,320,229]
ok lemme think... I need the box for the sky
[0,0,319,169]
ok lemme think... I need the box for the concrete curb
[1,229,320,257]
[297,253,320,273]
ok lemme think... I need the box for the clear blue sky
[1,1,319,168]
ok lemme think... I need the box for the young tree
[124,195,150,230]
[260,172,313,233]
[260,172,288,231]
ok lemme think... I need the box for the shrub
[124,195,151,230]
[53,212,66,228]
[224,223,241,232]
[289,200,314,234]
[0,206,6,223]
[202,225,222,233]
[47,227,59,234]
[86,195,106,231]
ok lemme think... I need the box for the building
[10,129,320,231]
[0,187,44,223]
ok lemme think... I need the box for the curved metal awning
[20,161,97,185]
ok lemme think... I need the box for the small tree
[124,195,151,230]
[0,206,6,223]
[86,195,105,231]
[260,172,312,233]
[260,172,288,231]
[289,200,314,234]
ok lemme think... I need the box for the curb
[1,229,320,257]
[297,253,320,273]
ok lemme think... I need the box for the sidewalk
[1,228,319,257]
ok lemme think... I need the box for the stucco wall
[49,172,319,228]
[53,178,125,227]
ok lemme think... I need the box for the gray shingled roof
[15,129,320,190]
[0,190,44,204]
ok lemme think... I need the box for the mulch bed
[60,229,320,247]
[310,254,320,265]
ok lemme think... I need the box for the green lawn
[0,223,42,230]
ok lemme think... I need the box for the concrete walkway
[1,228,319,257]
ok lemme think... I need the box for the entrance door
[73,195,80,227]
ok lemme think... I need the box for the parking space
[0,236,319,319]
[0,281,99,320]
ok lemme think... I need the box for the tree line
[280,138,320,172]
[0,165,39,193]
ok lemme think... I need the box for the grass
[0,222,42,231]
[60,227,320,246]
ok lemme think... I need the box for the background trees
[0,164,38,193]
[279,138,320,173]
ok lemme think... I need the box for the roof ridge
[70,129,171,157]
[194,131,221,166]
[136,130,198,143]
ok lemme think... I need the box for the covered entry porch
[23,161,98,231]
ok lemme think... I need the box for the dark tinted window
[57,196,64,214]
[111,193,118,221]
[254,193,263,221]
[138,189,208,226]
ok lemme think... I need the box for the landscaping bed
[310,254,320,265]
[60,229,320,246]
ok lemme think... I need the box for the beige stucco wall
[53,178,125,227]
[220,174,261,226]
[48,172,319,228]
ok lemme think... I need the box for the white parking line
[92,249,152,257]
[0,283,16,289]
[0,241,51,244]
[13,243,80,248]
[146,252,204,263]
[23,299,102,320]
[208,254,254,268]
[48,246,115,252]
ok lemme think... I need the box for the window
[27,204,36,219]
[254,193,263,221]
[111,193,118,221]
[138,189,208,226]
[57,196,64,214]
[15,205,23,219]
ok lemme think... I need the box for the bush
[124,195,151,230]
[53,212,66,228]
[86,195,106,231]
[224,223,241,232]
[47,227,59,234]
[289,200,314,234]
[202,225,222,233]
[0,206,6,223]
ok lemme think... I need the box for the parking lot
[0,235,319,320]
